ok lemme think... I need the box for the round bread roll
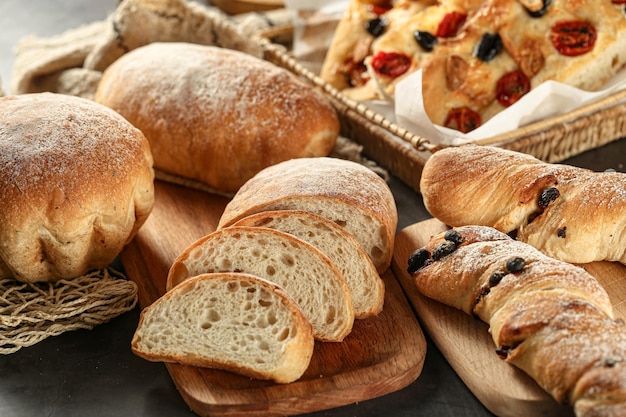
[94,42,340,193]
[0,93,155,283]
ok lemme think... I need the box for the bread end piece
[218,157,398,274]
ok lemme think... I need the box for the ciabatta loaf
[95,42,339,193]
[0,92,154,282]
[420,145,626,265]
[408,225,626,417]
[218,157,398,273]
[132,272,314,384]
[167,226,354,342]
[231,210,384,318]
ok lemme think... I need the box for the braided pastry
[407,225,626,417]
[419,145,626,265]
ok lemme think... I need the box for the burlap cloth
[7,0,293,98]
[1,0,385,354]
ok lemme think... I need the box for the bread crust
[217,157,398,273]
[0,93,154,282]
[95,42,339,193]
[420,145,626,265]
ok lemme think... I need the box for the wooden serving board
[392,218,626,417]
[120,180,427,417]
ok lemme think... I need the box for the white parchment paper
[395,68,626,145]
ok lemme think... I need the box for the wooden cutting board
[120,180,427,417]
[392,218,626,417]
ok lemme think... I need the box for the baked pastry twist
[407,225,626,417]
[420,145,626,265]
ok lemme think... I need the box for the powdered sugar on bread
[410,225,626,415]
[1,93,152,193]
[0,93,154,282]
[95,42,339,193]
[218,157,398,273]
[421,145,626,265]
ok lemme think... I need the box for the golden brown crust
[573,363,626,417]
[217,157,398,273]
[409,225,626,413]
[0,92,154,282]
[319,0,374,93]
[420,145,626,265]
[95,42,339,193]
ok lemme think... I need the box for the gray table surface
[1,1,625,416]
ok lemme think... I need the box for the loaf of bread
[0,92,154,283]
[167,226,355,342]
[94,42,340,193]
[407,225,626,417]
[132,272,314,384]
[231,210,384,318]
[218,157,398,273]
[420,145,626,265]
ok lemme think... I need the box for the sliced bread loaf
[231,210,384,318]
[217,157,398,274]
[167,226,355,342]
[131,272,314,384]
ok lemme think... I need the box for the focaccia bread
[132,272,314,384]
[407,225,626,417]
[0,92,154,283]
[319,0,438,100]
[419,145,626,265]
[321,0,626,132]
[95,42,339,193]
[217,157,398,274]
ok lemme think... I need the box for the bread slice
[167,226,355,342]
[231,210,384,318]
[131,272,314,384]
[217,157,398,274]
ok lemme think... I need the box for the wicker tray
[255,27,626,193]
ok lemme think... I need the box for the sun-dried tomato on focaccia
[319,0,438,101]
[366,0,485,98]
[499,0,626,91]
[321,0,626,133]
[419,11,521,132]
